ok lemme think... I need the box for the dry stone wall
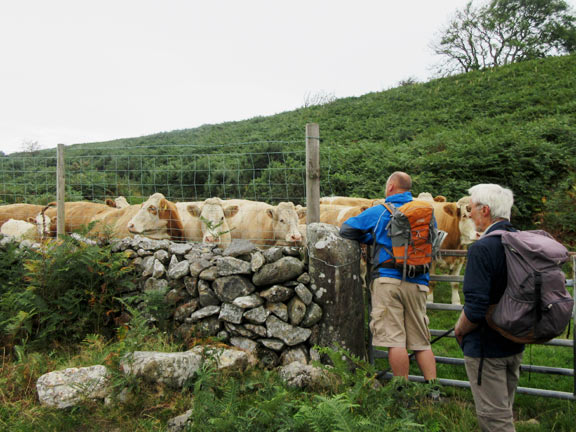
[112,236,323,367]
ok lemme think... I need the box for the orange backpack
[381,200,438,279]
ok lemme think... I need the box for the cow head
[266,202,303,245]
[127,193,185,241]
[456,196,480,245]
[187,197,239,246]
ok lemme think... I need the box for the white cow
[224,199,303,247]
[177,197,239,248]
[124,193,185,241]
[1,213,52,242]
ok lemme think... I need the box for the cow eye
[466,205,472,213]
[280,218,285,223]
[148,206,157,213]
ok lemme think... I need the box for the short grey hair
[468,184,514,220]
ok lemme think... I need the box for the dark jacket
[461,220,525,358]
[339,191,429,285]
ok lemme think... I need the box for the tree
[302,90,336,108]
[432,0,576,75]
[20,139,42,156]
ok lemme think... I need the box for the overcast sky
[1,0,574,155]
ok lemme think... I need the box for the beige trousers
[464,353,523,432]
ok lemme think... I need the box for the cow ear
[187,204,202,217]
[224,205,239,218]
[296,206,307,218]
[360,205,369,212]
[27,217,35,223]
[442,203,458,217]
[159,199,169,212]
[266,208,276,220]
[105,199,116,207]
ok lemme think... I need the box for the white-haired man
[455,183,524,432]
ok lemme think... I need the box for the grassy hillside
[6,54,576,243]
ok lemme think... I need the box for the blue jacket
[339,191,429,285]
[461,220,525,358]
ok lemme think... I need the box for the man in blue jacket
[454,183,524,432]
[340,171,437,382]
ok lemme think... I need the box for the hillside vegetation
[6,54,576,244]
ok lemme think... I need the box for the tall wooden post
[56,144,66,238]
[306,123,320,223]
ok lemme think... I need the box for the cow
[297,204,370,228]
[104,196,130,209]
[43,201,118,236]
[176,197,239,248]
[223,199,303,247]
[0,213,52,242]
[428,196,480,305]
[0,204,46,228]
[122,193,184,241]
[416,192,447,203]
[320,196,379,207]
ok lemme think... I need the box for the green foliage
[0,237,136,351]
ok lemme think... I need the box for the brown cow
[428,196,480,305]
[0,204,45,228]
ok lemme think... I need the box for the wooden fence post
[56,144,65,238]
[306,123,320,223]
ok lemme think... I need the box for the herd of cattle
[0,192,480,304]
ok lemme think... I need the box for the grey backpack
[484,230,573,344]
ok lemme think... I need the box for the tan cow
[0,204,46,228]
[224,199,303,247]
[320,196,379,207]
[428,196,480,305]
[177,197,239,248]
[44,201,117,236]
[122,193,185,241]
[297,204,370,228]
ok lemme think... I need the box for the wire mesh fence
[0,139,335,245]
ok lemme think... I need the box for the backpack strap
[369,205,393,277]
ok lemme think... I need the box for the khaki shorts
[370,277,431,351]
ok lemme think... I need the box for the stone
[137,249,153,257]
[191,346,256,371]
[197,280,220,307]
[224,322,253,338]
[199,266,218,281]
[259,285,294,303]
[121,351,203,388]
[183,276,198,297]
[301,302,323,327]
[189,258,213,277]
[173,300,199,322]
[243,323,267,337]
[243,306,269,324]
[222,239,257,257]
[218,303,244,324]
[262,247,283,263]
[154,249,170,264]
[288,296,307,326]
[152,259,166,279]
[193,317,222,337]
[169,243,193,255]
[168,260,190,280]
[259,338,285,351]
[266,315,312,346]
[141,256,155,278]
[212,276,256,302]
[216,256,252,276]
[189,305,220,322]
[232,294,264,309]
[279,345,309,366]
[278,362,336,389]
[295,283,313,305]
[229,337,258,353]
[167,409,193,432]
[256,346,279,369]
[250,251,266,272]
[252,257,305,286]
[36,365,111,409]
[165,288,185,306]
[282,246,301,257]
[143,278,169,294]
[265,302,288,322]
